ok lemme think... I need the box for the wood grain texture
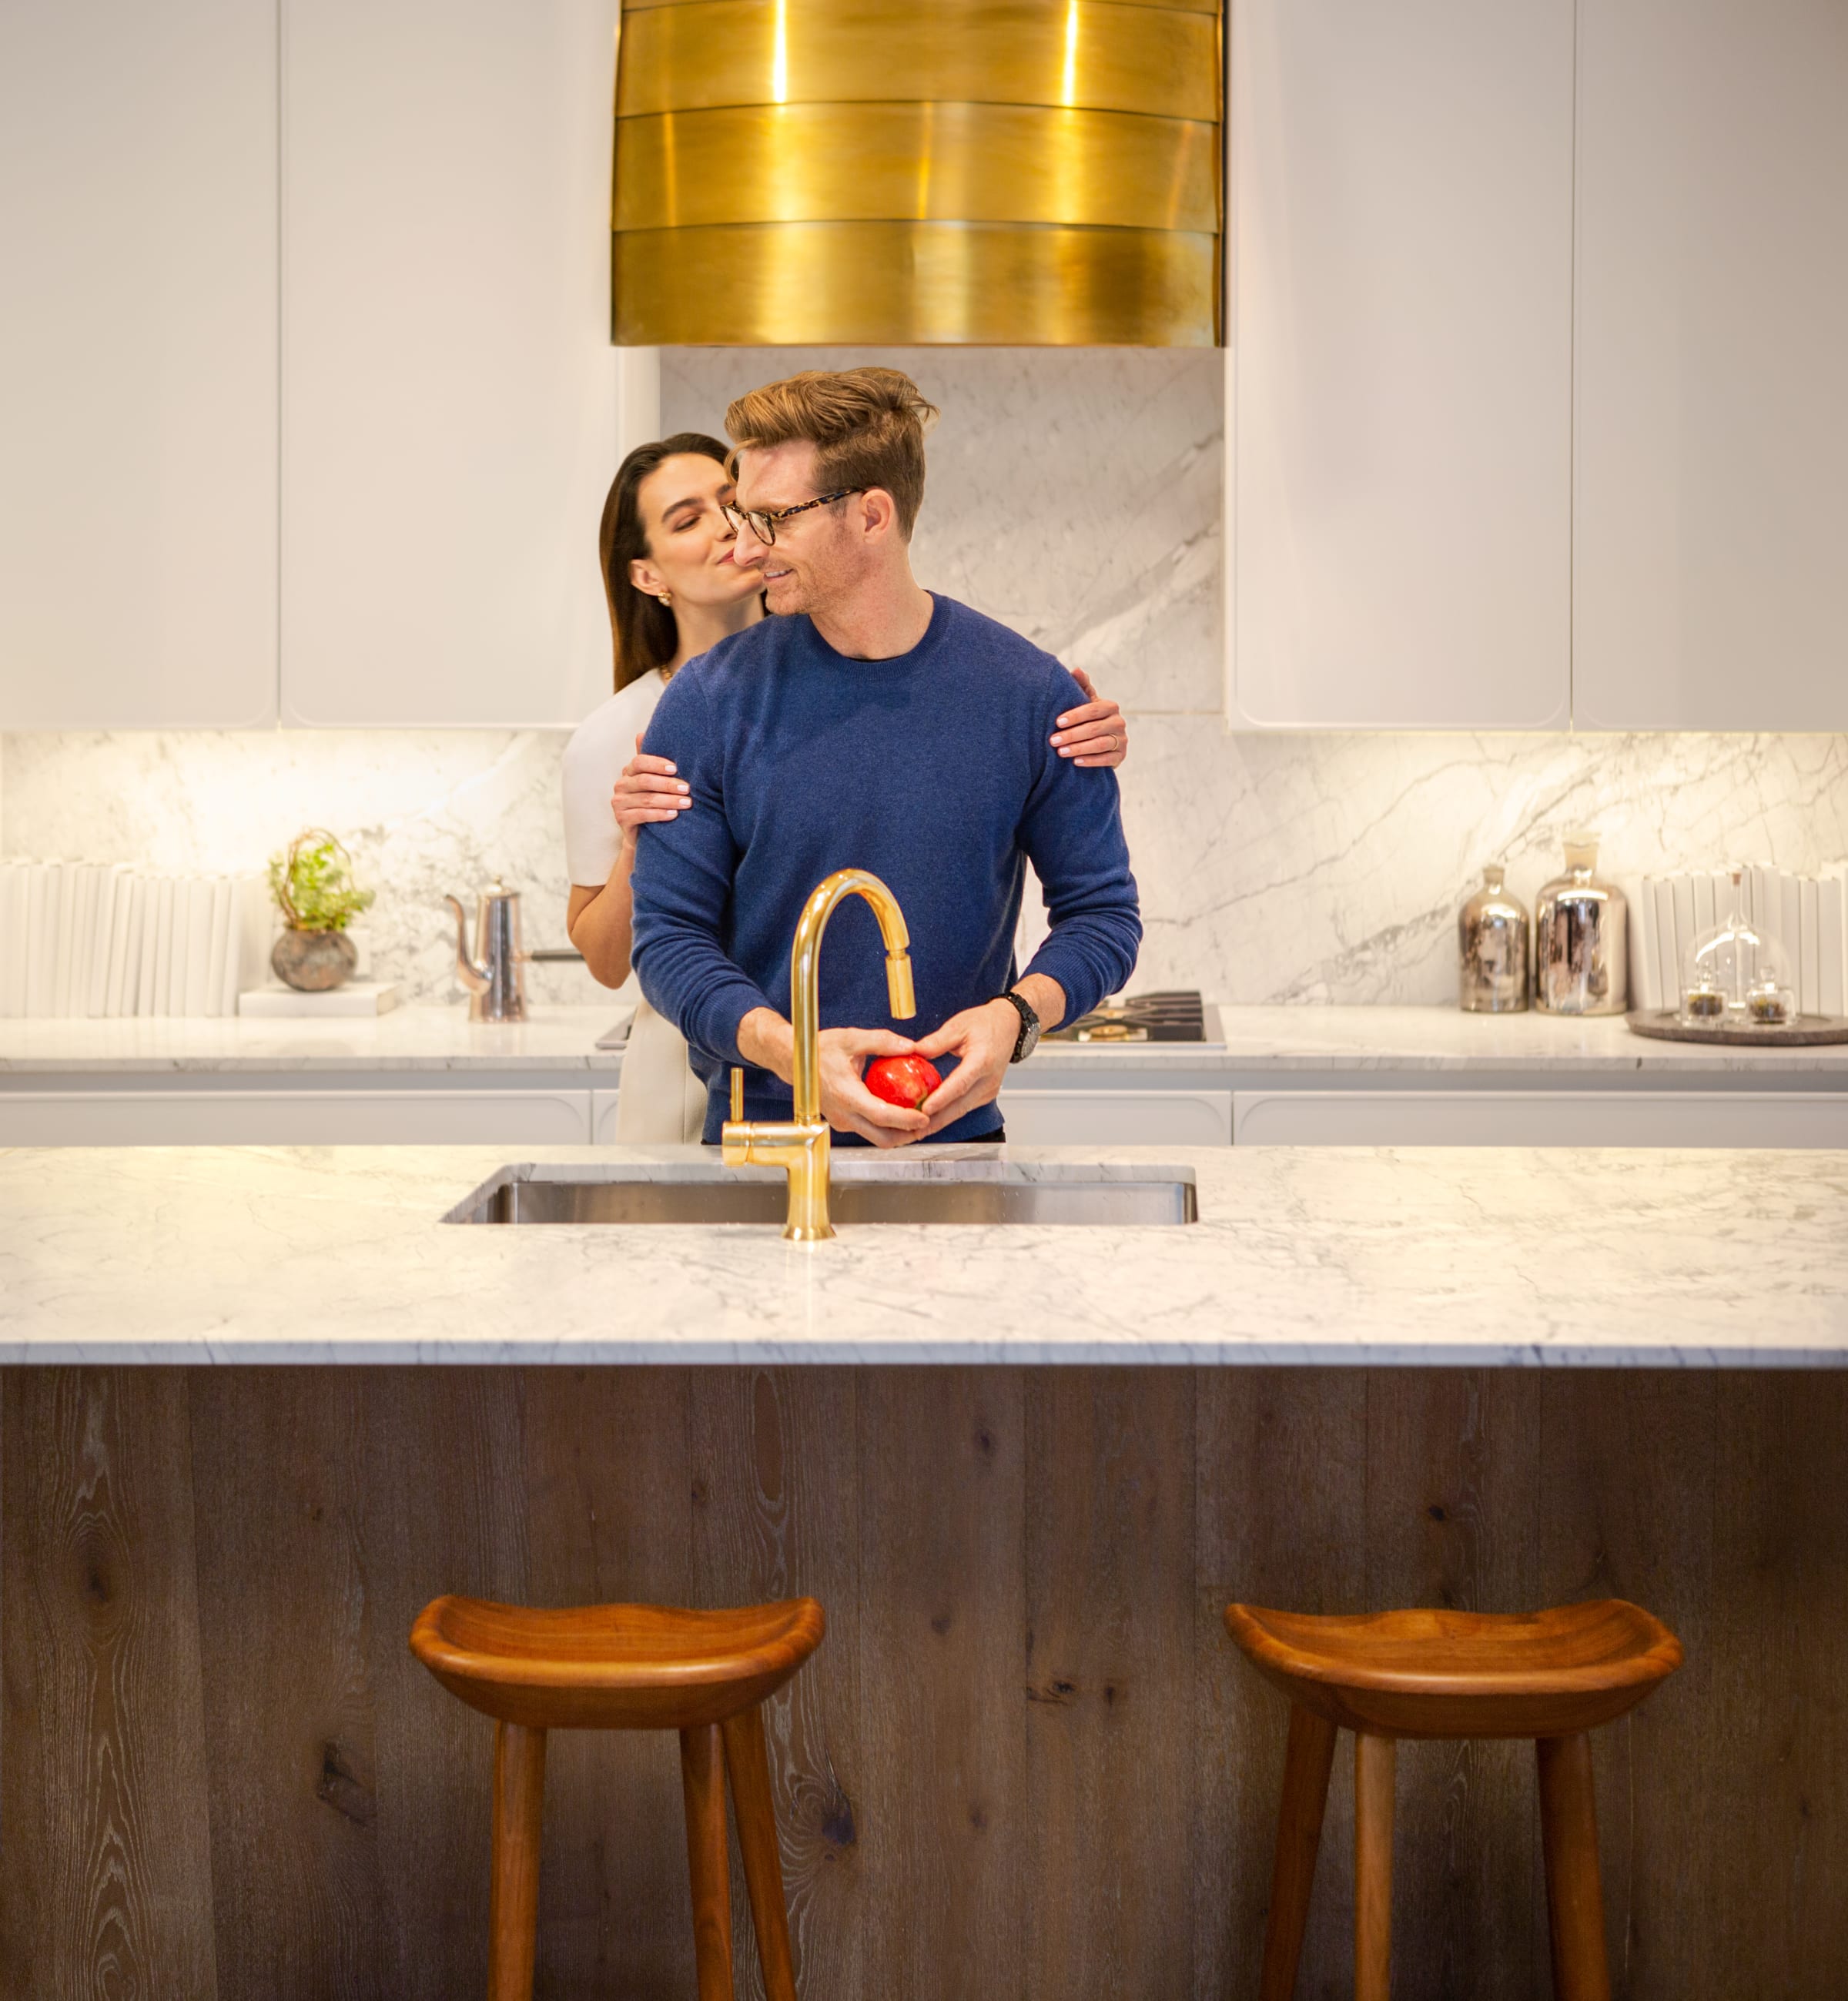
[490,1722,547,2001]
[721,1702,800,2001]
[1,1369,218,1999]
[859,1367,1026,2001]
[1255,1703,1337,2001]
[189,1370,383,1999]
[4,1365,1846,2000]
[1353,1732,1396,2001]
[1364,1369,1544,2001]
[690,1368,862,2001]
[1536,1732,1613,2001]
[1025,1366,1195,1999]
[518,1365,695,1999]
[681,1722,735,2001]
[1538,1369,1717,1996]
[360,1367,531,2001]
[1708,1372,1848,1989]
[1194,1367,1367,2001]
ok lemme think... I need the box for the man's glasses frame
[720,488,865,547]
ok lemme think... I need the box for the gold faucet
[722,868,917,1241]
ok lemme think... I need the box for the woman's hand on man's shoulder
[611,730,692,842]
[1049,668,1129,769]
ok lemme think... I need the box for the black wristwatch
[995,989,1042,1063]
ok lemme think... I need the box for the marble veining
[2,1139,1845,1366]
[5,350,1847,1013]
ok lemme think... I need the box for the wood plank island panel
[2,1367,1845,2000]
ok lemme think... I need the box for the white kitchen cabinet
[1573,0,1848,730]
[1228,0,1574,728]
[0,1088,593,1146]
[1232,1089,1848,1148]
[1000,1089,1233,1146]
[0,0,278,728]
[280,0,628,727]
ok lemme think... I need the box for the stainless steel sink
[447,1167,1197,1227]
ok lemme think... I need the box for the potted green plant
[266,829,376,992]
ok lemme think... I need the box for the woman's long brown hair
[597,432,730,692]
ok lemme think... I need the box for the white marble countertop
[4,1003,1847,1078]
[0,1005,634,1074]
[4,1139,1844,1367]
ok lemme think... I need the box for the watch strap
[996,988,1039,1062]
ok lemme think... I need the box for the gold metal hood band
[613,219,1217,346]
[617,1,1220,122]
[612,0,1223,346]
[614,104,1220,236]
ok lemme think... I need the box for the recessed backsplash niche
[4,349,1847,1007]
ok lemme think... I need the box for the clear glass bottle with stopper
[1535,834,1629,1016]
[1679,868,1796,1028]
[1458,865,1530,1012]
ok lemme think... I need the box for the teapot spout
[444,894,490,995]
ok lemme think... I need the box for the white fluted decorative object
[0,861,270,1019]
[1635,864,1847,1019]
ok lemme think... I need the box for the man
[630,367,1141,1146]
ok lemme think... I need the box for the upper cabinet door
[1574,0,1848,731]
[0,0,278,728]
[281,0,622,727]
[1230,0,1575,728]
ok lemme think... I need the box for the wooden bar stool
[1224,1599,1682,2001]
[411,1594,825,2001]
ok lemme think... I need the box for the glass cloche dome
[1679,868,1797,1029]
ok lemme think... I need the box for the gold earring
[658,590,672,607]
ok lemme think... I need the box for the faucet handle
[730,1066,744,1122]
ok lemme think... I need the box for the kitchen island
[3,1140,1844,1998]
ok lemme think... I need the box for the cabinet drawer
[1000,1089,1232,1146]
[0,1089,593,1146]
[1232,1089,1848,1148]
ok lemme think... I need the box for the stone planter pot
[271,927,358,993]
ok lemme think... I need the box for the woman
[561,431,1132,1139]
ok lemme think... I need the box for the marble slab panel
[661,346,1224,715]
[2,1140,1845,1366]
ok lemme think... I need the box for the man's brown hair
[725,367,939,539]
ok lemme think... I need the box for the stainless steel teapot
[444,880,529,1022]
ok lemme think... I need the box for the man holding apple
[629,366,1142,1148]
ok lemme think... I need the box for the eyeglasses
[720,488,865,547]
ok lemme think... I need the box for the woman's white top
[558,666,704,1142]
[560,667,665,887]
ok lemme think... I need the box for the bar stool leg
[1536,1733,1614,2001]
[722,1704,799,2001]
[1353,1732,1395,2001]
[488,1722,547,2001]
[1257,1704,1339,2001]
[680,1723,737,2001]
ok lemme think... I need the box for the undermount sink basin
[446,1164,1197,1227]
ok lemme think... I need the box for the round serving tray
[1625,1009,1848,1047]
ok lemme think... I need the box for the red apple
[864,1054,942,1110]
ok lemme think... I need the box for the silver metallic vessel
[1535,836,1629,1016]
[1458,864,1530,1012]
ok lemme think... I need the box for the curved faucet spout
[788,868,917,1123]
[444,894,491,996]
[723,867,918,1242]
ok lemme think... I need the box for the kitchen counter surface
[4,1002,1848,1076]
[5,1139,1844,1366]
[0,1003,634,1074]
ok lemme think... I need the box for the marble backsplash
[8,722,1846,1010]
[5,347,1848,1009]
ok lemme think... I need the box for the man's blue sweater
[630,593,1142,1143]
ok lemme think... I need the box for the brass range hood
[611,0,1223,346]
